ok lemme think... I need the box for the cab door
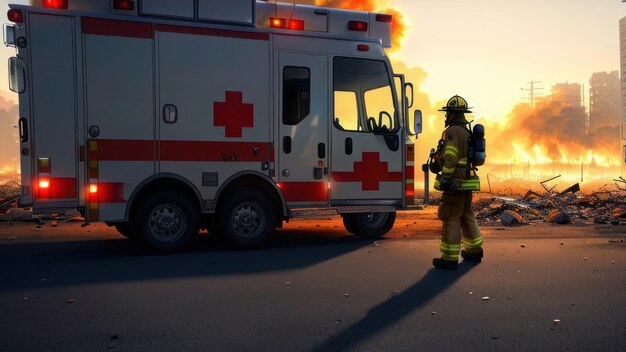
[330,57,403,206]
[276,52,329,207]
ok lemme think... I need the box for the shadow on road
[312,264,476,352]
[0,229,371,293]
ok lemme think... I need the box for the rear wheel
[216,190,276,247]
[132,190,199,252]
[342,212,396,238]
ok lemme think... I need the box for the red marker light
[270,17,287,29]
[357,44,369,51]
[7,9,23,23]
[113,0,135,11]
[42,0,68,9]
[89,184,98,194]
[348,20,368,32]
[288,19,304,30]
[39,180,50,189]
[376,14,392,23]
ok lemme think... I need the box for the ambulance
[4,0,422,250]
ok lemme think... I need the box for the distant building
[589,71,620,130]
[551,82,582,108]
[551,82,586,132]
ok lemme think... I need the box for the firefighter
[432,95,483,270]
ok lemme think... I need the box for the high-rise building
[589,71,620,130]
[551,82,582,108]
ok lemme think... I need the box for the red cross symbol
[213,91,254,138]
[332,152,403,191]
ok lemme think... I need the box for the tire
[114,222,134,238]
[342,212,396,238]
[132,190,199,252]
[216,190,276,247]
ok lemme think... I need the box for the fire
[314,0,407,50]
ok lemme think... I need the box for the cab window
[333,57,396,132]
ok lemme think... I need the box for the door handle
[318,143,326,159]
[283,136,292,154]
[18,117,28,143]
[163,104,178,124]
[345,137,353,155]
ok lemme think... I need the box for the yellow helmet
[439,95,472,113]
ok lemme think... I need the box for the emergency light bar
[42,0,68,10]
[7,9,23,23]
[113,0,135,11]
[348,20,368,32]
[269,17,304,30]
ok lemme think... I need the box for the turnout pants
[438,190,483,261]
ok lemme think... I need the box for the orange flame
[315,0,406,50]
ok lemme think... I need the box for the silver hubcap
[231,202,266,239]
[149,204,186,242]
[362,212,388,228]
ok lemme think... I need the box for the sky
[388,0,625,122]
[1,0,624,121]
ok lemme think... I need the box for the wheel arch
[124,173,204,222]
[215,171,289,219]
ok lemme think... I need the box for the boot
[461,249,483,262]
[432,258,458,270]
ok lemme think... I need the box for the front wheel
[342,212,396,238]
[132,190,200,252]
[216,190,277,247]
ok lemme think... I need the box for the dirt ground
[1,206,624,245]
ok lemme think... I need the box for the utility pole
[522,80,544,108]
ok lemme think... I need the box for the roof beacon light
[114,0,135,11]
[288,19,304,31]
[7,9,23,23]
[42,0,69,10]
[376,14,392,23]
[348,21,368,32]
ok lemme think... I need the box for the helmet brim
[439,107,473,113]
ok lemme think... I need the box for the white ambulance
[4,0,422,250]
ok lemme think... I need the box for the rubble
[476,179,626,226]
[500,210,523,226]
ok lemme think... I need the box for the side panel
[83,18,155,221]
[28,13,78,211]
[157,26,271,210]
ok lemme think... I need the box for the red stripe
[82,17,153,39]
[160,141,273,162]
[37,177,77,200]
[156,24,269,41]
[405,166,414,179]
[94,139,154,161]
[278,182,328,202]
[97,182,126,203]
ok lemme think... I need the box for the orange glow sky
[1,0,624,123]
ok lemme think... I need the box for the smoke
[0,94,20,174]
[485,99,621,167]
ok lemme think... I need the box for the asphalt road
[1,213,625,351]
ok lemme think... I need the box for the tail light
[42,0,69,10]
[39,180,50,189]
[349,21,368,32]
[7,9,23,23]
[89,184,98,194]
[113,0,135,11]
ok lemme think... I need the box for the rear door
[28,13,78,211]
[276,52,329,207]
[330,57,403,206]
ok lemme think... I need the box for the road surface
[1,210,625,351]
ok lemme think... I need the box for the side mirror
[413,110,422,135]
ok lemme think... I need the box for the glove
[439,177,458,192]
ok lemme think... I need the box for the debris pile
[475,176,626,226]
[0,180,20,215]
